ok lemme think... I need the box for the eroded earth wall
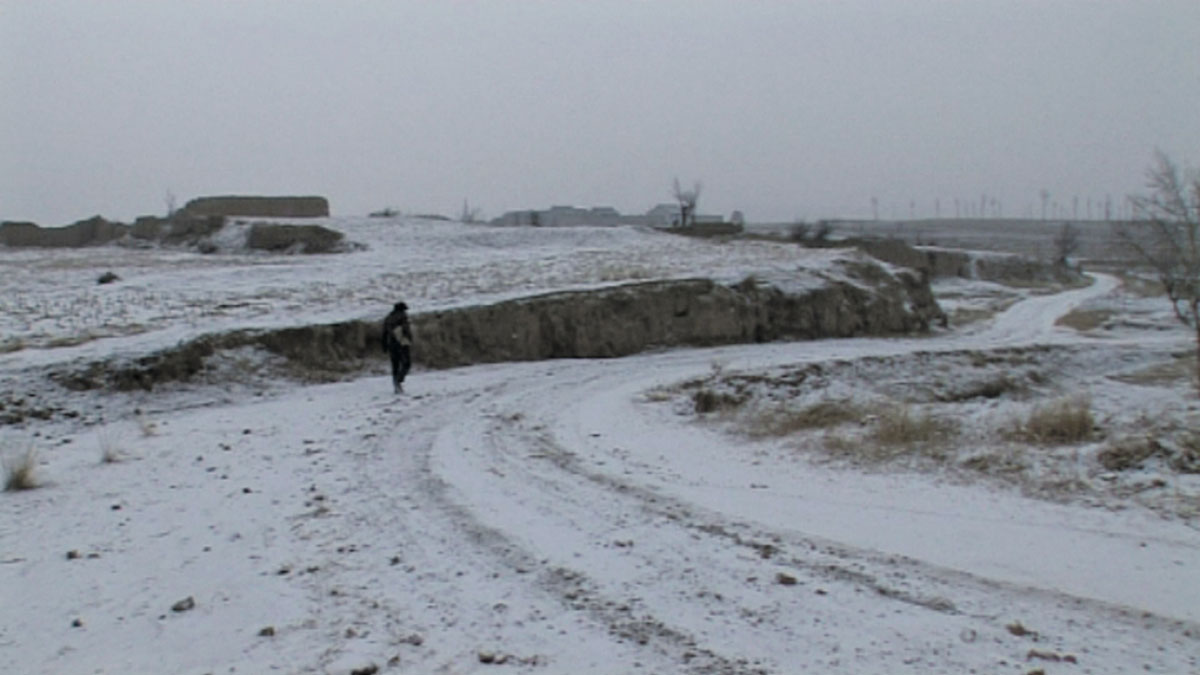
[182,196,330,219]
[51,265,944,392]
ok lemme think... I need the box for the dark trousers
[389,345,411,388]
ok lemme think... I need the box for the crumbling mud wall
[851,238,1084,285]
[0,216,129,247]
[2,213,351,254]
[51,263,944,391]
[182,195,330,219]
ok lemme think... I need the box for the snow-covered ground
[2,219,1198,674]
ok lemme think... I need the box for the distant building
[643,204,682,228]
[488,203,731,230]
[491,205,631,227]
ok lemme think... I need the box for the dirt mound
[246,223,346,253]
[50,261,943,391]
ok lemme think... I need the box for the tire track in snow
[397,273,1198,673]
[280,371,710,673]
[273,273,1195,673]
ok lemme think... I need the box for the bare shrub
[1053,222,1081,265]
[693,389,744,414]
[790,220,834,246]
[1020,396,1095,444]
[3,448,39,491]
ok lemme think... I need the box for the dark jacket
[382,308,412,353]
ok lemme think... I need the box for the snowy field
[1,218,1198,674]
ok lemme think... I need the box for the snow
[2,219,1198,674]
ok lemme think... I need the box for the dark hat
[393,301,408,312]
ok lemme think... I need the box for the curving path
[9,273,1198,674]
[305,272,1197,673]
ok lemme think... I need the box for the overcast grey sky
[2,1,1197,225]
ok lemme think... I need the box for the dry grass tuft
[1097,437,1160,472]
[960,448,1029,477]
[1118,273,1165,298]
[1109,355,1194,387]
[1055,308,1112,332]
[871,404,955,447]
[98,429,125,464]
[1019,396,1095,445]
[746,400,862,437]
[817,405,957,465]
[136,412,158,437]
[3,448,40,491]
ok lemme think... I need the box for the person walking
[382,301,413,393]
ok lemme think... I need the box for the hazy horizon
[3,1,1197,225]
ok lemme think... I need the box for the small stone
[71,618,83,628]
[478,651,497,664]
[258,626,275,637]
[775,572,798,586]
[66,550,81,560]
[348,665,378,675]
[171,596,195,613]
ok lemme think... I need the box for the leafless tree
[789,220,834,247]
[672,178,702,227]
[788,220,811,243]
[1053,222,1081,265]
[1116,151,1200,390]
[459,198,482,224]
